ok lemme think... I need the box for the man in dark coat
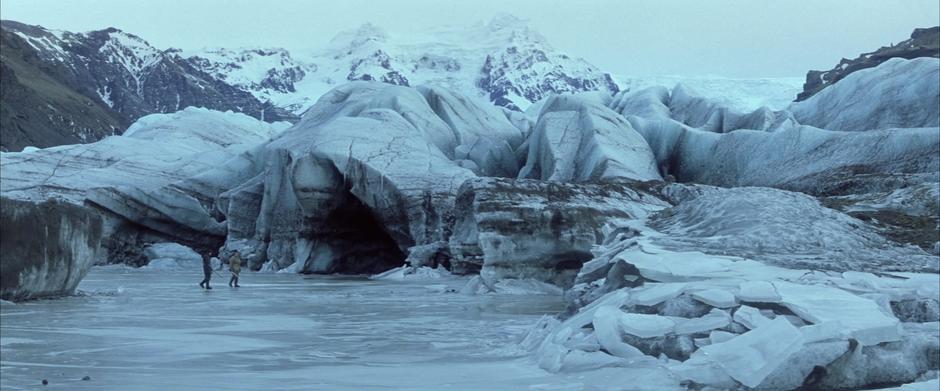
[199,255,213,289]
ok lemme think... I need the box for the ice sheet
[0,268,648,390]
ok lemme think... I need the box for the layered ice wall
[0,107,289,265]
[0,197,103,300]
[1,57,937,314]
[518,93,661,182]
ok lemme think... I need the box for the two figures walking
[199,249,242,289]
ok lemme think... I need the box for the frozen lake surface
[0,267,678,390]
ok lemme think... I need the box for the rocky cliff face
[0,20,295,152]
[796,26,939,101]
[0,197,103,301]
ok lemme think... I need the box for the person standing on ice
[199,254,213,289]
[228,250,242,287]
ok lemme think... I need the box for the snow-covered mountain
[0,20,295,151]
[182,15,621,113]
[1,15,808,151]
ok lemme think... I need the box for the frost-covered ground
[0,267,679,390]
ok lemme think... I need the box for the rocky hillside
[0,24,124,152]
[796,26,940,101]
[0,20,295,152]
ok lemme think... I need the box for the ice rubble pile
[520,177,939,389]
[524,220,940,389]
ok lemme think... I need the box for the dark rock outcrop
[0,197,103,301]
[796,26,939,101]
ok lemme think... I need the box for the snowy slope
[186,47,313,107]
[617,75,804,112]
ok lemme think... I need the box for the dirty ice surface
[0,267,678,390]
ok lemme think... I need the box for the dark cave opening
[306,193,407,275]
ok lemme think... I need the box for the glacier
[0,50,938,390]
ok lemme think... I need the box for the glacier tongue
[518,93,661,183]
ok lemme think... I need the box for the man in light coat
[228,250,242,288]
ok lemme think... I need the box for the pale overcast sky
[2,0,938,77]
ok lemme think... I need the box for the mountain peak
[485,14,528,31]
[478,14,546,47]
[329,23,389,50]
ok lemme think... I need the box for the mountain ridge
[0,19,296,151]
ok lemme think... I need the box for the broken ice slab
[733,305,772,330]
[879,378,940,391]
[691,288,737,308]
[670,353,737,389]
[614,246,807,283]
[630,283,687,306]
[757,340,851,390]
[697,317,805,388]
[708,330,736,344]
[799,321,848,343]
[737,280,782,303]
[774,281,902,346]
[675,308,731,335]
[562,289,631,329]
[618,313,677,338]
[592,306,646,358]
